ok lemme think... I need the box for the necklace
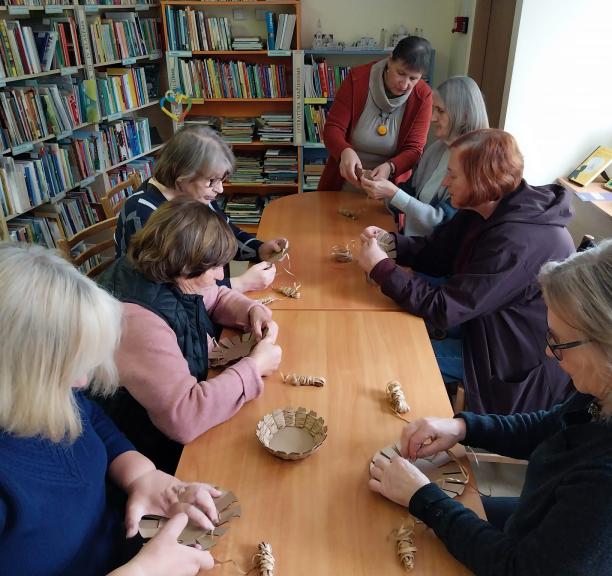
[369,88,394,136]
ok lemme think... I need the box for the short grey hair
[154,125,235,188]
[0,243,122,442]
[436,76,489,140]
[539,239,612,375]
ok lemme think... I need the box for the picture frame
[568,145,612,186]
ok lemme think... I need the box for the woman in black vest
[98,198,282,473]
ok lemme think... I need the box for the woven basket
[256,407,327,460]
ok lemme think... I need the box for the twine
[389,517,417,570]
[276,282,301,299]
[386,380,410,421]
[214,542,275,576]
[282,373,326,387]
[331,241,356,262]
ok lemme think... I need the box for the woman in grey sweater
[362,76,489,237]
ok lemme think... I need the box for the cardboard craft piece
[376,230,397,260]
[265,239,290,264]
[276,282,301,299]
[356,167,374,182]
[138,490,241,548]
[256,407,328,460]
[209,332,257,367]
[375,445,468,498]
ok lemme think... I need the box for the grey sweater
[409,392,612,575]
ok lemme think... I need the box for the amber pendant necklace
[370,88,393,136]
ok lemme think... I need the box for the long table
[249,190,402,311]
[177,311,481,575]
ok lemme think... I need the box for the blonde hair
[0,243,122,442]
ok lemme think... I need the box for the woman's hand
[109,513,214,576]
[360,226,388,241]
[124,470,221,538]
[358,236,388,275]
[232,262,276,293]
[371,162,392,181]
[340,148,362,187]
[249,306,273,340]
[400,417,467,461]
[361,177,398,201]
[258,238,288,263]
[369,455,430,507]
[249,323,281,376]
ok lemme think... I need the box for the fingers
[168,502,215,532]
[177,484,219,525]
[251,317,263,340]
[155,512,189,543]
[262,320,278,343]
[124,501,146,539]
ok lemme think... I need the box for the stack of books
[219,117,254,143]
[256,114,293,143]
[224,194,263,225]
[303,160,325,190]
[231,154,265,184]
[232,37,263,50]
[263,148,297,183]
[183,115,219,130]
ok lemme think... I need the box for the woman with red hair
[359,129,575,414]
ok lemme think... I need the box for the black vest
[96,257,215,473]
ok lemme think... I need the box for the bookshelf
[0,0,172,246]
[160,0,300,231]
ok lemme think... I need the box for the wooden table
[251,190,402,311]
[558,176,612,218]
[177,311,482,575]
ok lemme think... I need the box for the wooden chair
[58,217,118,278]
[100,173,142,219]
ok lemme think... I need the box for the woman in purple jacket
[358,129,574,414]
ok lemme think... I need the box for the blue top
[0,393,135,576]
[409,392,612,575]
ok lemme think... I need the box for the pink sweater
[115,285,271,444]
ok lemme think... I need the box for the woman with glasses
[368,239,612,575]
[359,129,574,414]
[98,198,282,474]
[115,125,287,293]
[318,36,433,191]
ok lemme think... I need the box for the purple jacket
[370,180,575,414]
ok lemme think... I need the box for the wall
[300,0,461,87]
[502,0,612,186]
[447,0,476,77]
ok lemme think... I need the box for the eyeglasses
[546,329,591,361]
[207,172,229,187]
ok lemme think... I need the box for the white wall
[502,0,612,186]
[448,0,476,77]
[300,0,462,87]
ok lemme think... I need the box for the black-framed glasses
[546,329,591,361]
[207,172,229,188]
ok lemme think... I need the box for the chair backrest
[100,173,143,219]
[58,217,118,278]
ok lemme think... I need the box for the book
[568,146,612,186]
[265,11,275,50]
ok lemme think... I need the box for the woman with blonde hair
[0,243,218,576]
[115,125,287,293]
[359,129,575,414]
[369,239,612,575]
[99,197,282,473]
[362,75,489,236]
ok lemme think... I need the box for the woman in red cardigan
[319,36,433,191]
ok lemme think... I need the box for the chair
[58,217,118,278]
[100,173,142,219]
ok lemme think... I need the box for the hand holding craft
[400,417,467,461]
[339,147,362,186]
[249,322,282,376]
[358,236,388,274]
[236,261,276,292]
[361,177,397,201]
[121,513,214,576]
[259,237,289,263]
[360,225,388,241]
[249,305,273,340]
[369,454,430,507]
[370,161,393,181]
[124,470,221,538]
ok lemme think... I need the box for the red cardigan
[318,60,432,191]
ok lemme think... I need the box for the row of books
[165,8,234,52]
[265,12,296,51]
[303,104,327,144]
[97,64,155,117]
[304,60,351,100]
[226,149,297,186]
[103,156,152,206]
[0,16,81,78]
[303,159,324,190]
[186,114,294,144]
[89,14,160,64]
[171,57,288,99]
[99,116,151,168]
[0,0,155,5]
[0,79,95,149]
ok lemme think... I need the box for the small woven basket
[256,407,327,460]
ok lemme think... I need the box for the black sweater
[409,392,612,575]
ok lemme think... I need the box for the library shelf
[104,143,162,173]
[101,98,161,121]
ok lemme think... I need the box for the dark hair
[391,36,432,74]
[450,129,524,205]
[128,197,237,283]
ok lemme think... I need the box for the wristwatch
[387,161,396,178]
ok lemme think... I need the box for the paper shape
[209,333,257,367]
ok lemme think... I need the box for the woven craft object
[386,380,410,414]
[265,239,290,263]
[393,517,417,570]
[282,373,326,387]
[338,207,365,220]
[209,332,257,367]
[331,243,353,262]
[256,407,327,460]
[276,282,301,299]
[377,231,397,259]
[255,542,275,576]
[138,490,240,550]
[257,295,280,306]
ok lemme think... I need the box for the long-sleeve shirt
[409,392,612,575]
[0,393,134,576]
[115,284,269,444]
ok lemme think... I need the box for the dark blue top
[409,392,612,575]
[0,393,135,576]
[114,179,263,289]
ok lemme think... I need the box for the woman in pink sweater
[98,198,282,472]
